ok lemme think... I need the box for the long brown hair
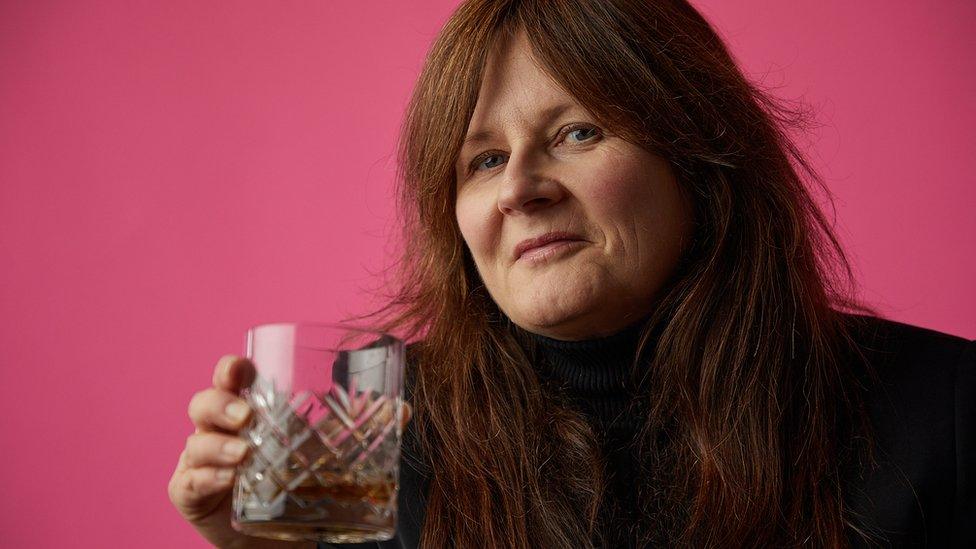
[367,0,882,546]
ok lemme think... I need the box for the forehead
[463,102,580,147]
[463,32,586,146]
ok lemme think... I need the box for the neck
[519,317,661,430]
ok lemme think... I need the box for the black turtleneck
[523,320,662,547]
[525,319,657,436]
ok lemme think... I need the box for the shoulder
[839,311,974,443]
[840,312,973,372]
[838,313,975,546]
[840,312,973,406]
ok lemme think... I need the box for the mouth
[513,232,588,263]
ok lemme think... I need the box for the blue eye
[566,126,598,142]
[466,124,601,174]
[477,154,505,171]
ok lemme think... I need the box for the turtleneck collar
[527,320,647,392]
[520,318,662,431]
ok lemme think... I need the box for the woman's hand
[168,354,411,548]
[169,355,312,548]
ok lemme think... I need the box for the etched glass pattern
[233,373,400,542]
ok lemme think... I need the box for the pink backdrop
[1,1,973,546]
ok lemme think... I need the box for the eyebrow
[461,102,578,149]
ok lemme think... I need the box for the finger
[184,432,251,469]
[212,355,257,395]
[188,387,253,433]
[169,465,237,510]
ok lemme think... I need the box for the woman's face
[454,31,694,340]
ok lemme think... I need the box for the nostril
[497,177,563,215]
[499,196,551,216]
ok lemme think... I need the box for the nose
[496,150,564,216]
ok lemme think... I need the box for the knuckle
[186,391,204,419]
[176,448,189,471]
[169,470,195,504]
[183,434,206,467]
[181,471,197,498]
[167,473,179,504]
[187,388,222,425]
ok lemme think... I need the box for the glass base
[234,520,396,543]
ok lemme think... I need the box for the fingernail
[223,439,248,459]
[215,468,235,482]
[225,401,250,423]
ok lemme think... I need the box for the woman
[169,0,975,547]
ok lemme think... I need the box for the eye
[472,153,506,172]
[564,124,600,143]
[466,123,603,174]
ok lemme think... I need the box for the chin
[508,293,592,336]
[491,274,605,332]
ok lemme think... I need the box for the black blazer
[322,314,975,548]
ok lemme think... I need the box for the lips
[513,231,587,261]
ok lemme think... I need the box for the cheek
[582,148,652,207]
[582,165,648,223]
[455,192,496,264]
[583,150,690,266]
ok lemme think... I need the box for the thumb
[212,355,257,395]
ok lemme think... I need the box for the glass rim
[246,320,400,341]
